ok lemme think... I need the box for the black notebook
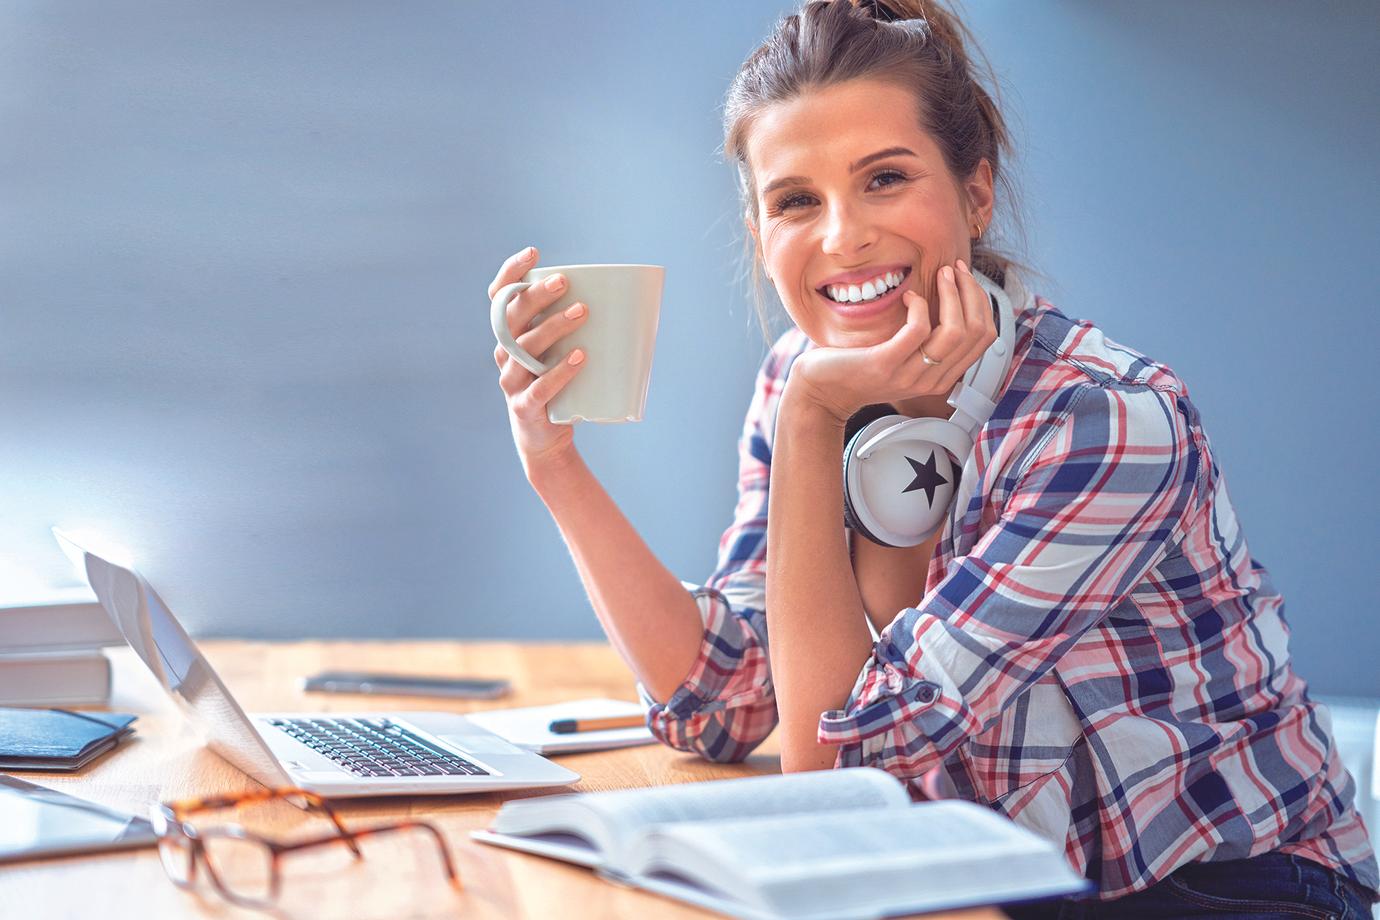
[0,708,137,771]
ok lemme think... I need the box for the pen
[547,714,646,734]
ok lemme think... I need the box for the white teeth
[824,269,905,304]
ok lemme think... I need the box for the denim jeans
[1004,851,1376,920]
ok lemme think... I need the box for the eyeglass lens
[199,832,277,905]
[155,831,193,886]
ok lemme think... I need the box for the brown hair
[722,0,1043,342]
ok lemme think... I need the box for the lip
[816,266,912,320]
[816,263,912,290]
[817,275,910,320]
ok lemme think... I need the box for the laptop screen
[56,532,289,787]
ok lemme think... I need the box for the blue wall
[2,1,1376,695]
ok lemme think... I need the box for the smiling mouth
[816,266,912,306]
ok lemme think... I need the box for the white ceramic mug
[490,263,664,424]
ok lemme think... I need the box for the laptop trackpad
[440,734,525,756]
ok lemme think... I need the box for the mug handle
[490,281,549,375]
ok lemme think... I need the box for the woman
[489,1,1377,915]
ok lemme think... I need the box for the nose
[820,198,877,259]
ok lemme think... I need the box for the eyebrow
[759,147,918,198]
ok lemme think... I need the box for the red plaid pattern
[638,275,1377,900]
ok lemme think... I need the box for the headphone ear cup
[843,416,969,548]
[843,421,898,547]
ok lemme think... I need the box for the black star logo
[902,451,949,506]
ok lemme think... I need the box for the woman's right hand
[489,246,590,479]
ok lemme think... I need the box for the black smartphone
[301,671,512,699]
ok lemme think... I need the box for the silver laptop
[54,529,580,796]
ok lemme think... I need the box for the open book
[472,767,1091,920]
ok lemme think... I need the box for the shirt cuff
[637,584,775,760]
[817,612,973,770]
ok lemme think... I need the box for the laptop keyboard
[268,717,490,778]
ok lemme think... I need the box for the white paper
[464,697,653,754]
[632,801,1090,920]
[579,768,908,834]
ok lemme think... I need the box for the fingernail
[568,349,585,365]
[957,259,969,274]
[564,302,585,319]
[521,246,535,261]
[543,273,565,291]
[942,266,953,282]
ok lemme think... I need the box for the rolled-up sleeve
[637,582,776,762]
[820,383,1203,775]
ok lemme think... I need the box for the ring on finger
[920,346,943,366]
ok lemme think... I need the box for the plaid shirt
[637,270,1378,900]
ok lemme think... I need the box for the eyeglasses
[150,787,461,911]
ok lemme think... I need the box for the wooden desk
[1,641,1004,920]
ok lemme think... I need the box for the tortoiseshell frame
[150,787,461,909]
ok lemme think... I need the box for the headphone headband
[945,268,1016,433]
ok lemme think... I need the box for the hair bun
[860,0,903,21]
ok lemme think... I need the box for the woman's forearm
[766,387,874,773]
[852,531,938,636]
[529,451,705,703]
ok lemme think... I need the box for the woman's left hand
[787,260,998,425]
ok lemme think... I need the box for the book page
[633,801,1086,918]
[578,767,908,832]
[487,798,618,861]
[486,768,909,874]
[652,801,1042,875]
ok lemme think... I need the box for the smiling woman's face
[745,78,993,350]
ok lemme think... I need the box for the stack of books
[0,589,124,707]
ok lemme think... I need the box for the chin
[827,330,890,349]
[813,315,905,350]
[789,295,905,349]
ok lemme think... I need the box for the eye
[869,169,908,190]
[767,169,912,215]
[771,192,815,213]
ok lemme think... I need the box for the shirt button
[915,684,938,703]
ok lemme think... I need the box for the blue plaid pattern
[637,275,1377,901]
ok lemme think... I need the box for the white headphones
[842,268,1016,547]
